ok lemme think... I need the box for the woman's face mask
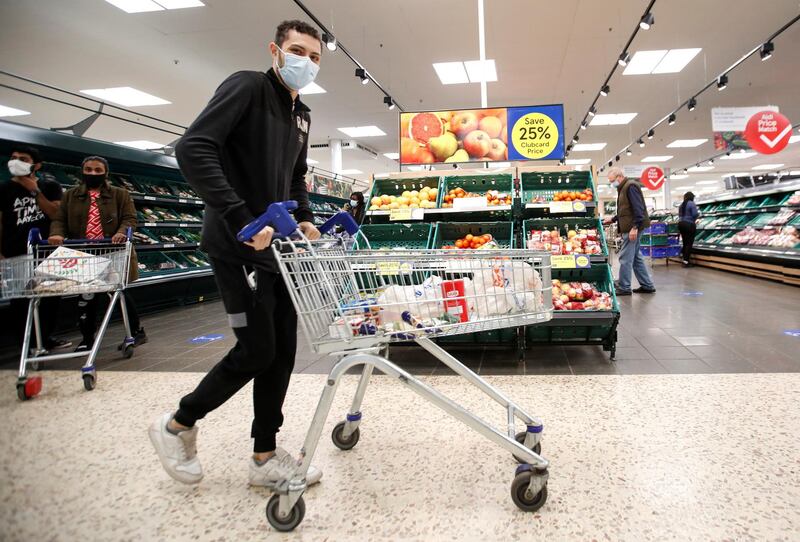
[8,159,33,177]
[274,46,319,91]
[82,172,106,189]
[350,199,359,206]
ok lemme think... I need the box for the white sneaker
[248,447,322,488]
[148,413,203,484]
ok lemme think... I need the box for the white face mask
[350,199,359,206]
[275,46,319,91]
[8,159,33,177]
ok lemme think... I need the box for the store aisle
[2,265,797,375]
[0,370,797,541]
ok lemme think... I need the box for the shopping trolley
[239,202,554,532]
[0,228,135,400]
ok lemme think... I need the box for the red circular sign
[640,166,665,190]
[744,110,792,155]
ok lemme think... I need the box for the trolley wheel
[510,471,548,512]
[513,431,542,464]
[331,421,360,451]
[265,494,305,532]
[83,373,96,391]
[17,383,29,401]
[610,345,617,361]
[122,344,134,359]
[17,376,42,401]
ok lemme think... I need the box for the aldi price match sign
[399,105,565,165]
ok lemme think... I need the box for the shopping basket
[239,202,553,532]
[0,228,136,400]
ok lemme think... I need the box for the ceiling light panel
[622,50,668,75]
[306,158,319,164]
[383,152,399,160]
[789,135,800,144]
[337,126,386,137]
[666,139,708,148]
[464,60,497,83]
[565,158,591,165]
[0,105,31,117]
[114,140,163,149]
[80,87,170,106]
[299,82,326,95]
[720,151,756,160]
[155,0,204,8]
[104,0,163,12]
[589,113,638,126]
[669,174,689,180]
[751,164,783,170]
[571,143,607,151]
[432,62,469,85]
[340,169,363,175]
[641,156,673,162]
[688,166,714,172]
[624,49,701,75]
[651,48,702,74]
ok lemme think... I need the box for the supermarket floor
[1,265,799,541]
[2,263,798,375]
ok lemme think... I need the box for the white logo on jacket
[295,116,309,133]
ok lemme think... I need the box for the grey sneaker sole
[148,424,203,484]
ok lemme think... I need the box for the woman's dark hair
[679,191,695,216]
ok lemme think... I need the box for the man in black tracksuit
[149,20,323,487]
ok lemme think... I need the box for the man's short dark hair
[275,19,321,47]
[82,155,109,174]
[10,145,42,164]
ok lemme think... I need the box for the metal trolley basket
[0,229,136,400]
[242,203,554,532]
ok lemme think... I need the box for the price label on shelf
[550,254,591,269]
[144,222,156,227]
[389,208,424,221]
[548,201,574,213]
[144,196,156,201]
[180,223,188,227]
[179,198,188,203]
[163,243,175,248]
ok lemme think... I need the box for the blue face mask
[275,46,319,91]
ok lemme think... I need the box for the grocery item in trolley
[35,245,112,283]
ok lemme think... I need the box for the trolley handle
[237,201,299,242]
[319,212,359,236]
[28,227,133,245]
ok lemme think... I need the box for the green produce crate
[748,213,777,227]
[353,223,433,250]
[521,217,608,256]
[526,265,618,343]
[431,221,515,249]
[438,173,514,206]
[520,170,595,204]
[640,234,669,246]
[137,251,185,276]
[667,223,680,234]
[368,177,441,206]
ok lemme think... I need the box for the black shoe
[133,328,148,347]
[44,337,73,350]
[615,288,632,296]
[75,340,94,352]
[633,287,656,294]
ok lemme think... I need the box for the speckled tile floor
[1,370,798,541]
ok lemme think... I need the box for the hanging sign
[711,105,779,151]
[744,110,792,155]
[399,104,564,165]
[640,166,665,190]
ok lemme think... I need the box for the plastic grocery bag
[35,246,111,284]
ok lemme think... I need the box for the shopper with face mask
[0,145,71,351]
[148,20,323,489]
[345,191,366,224]
[49,156,146,350]
[602,166,656,296]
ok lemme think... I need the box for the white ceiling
[1,0,799,192]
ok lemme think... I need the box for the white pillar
[329,139,342,174]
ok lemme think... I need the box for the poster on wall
[711,105,779,151]
[399,104,564,165]
[305,172,352,199]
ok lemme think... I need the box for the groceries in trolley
[29,246,122,294]
[329,259,545,340]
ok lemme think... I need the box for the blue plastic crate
[667,245,682,257]
[644,222,668,234]
[641,246,668,258]
[668,235,681,246]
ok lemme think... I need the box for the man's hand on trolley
[112,233,128,244]
[48,235,64,246]
[244,225,274,251]
[299,221,321,240]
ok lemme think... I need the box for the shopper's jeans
[174,258,297,453]
[78,291,141,342]
[618,231,655,292]
[678,221,697,263]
